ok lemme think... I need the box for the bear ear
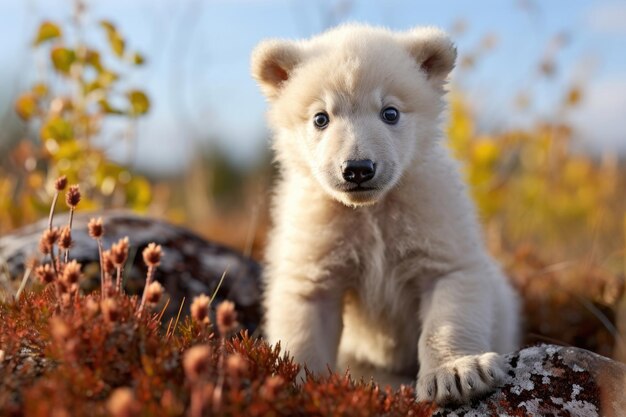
[251,39,302,100]
[401,27,457,84]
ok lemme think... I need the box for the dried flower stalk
[47,175,67,232]
[63,185,81,263]
[137,243,162,314]
[111,237,130,294]
[87,217,107,296]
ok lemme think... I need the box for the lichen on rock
[434,344,626,417]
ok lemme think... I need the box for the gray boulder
[0,212,262,332]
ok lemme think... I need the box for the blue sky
[0,0,624,174]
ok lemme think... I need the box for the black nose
[342,160,376,184]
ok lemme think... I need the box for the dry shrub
[0,288,437,417]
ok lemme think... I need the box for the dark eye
[313,112,330,129]
[381,107,399,124]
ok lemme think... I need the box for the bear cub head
[252,24,456,207]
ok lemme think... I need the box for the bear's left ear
[401,27,457,84]
[251,39,302,100]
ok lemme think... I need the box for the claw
[454,370,463,395]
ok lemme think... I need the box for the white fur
[251,23,520,405]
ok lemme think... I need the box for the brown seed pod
[102,250,115,276]
[183,345,212,383]
[35,264,56,284]
[87,217,104,239]
[58,226,72,250]
[62,260,82,285]
[216,300,238,336]
[144,281,164,304]
[110,237,130,267]
[142,243,163,267]
[38,228,60,255]
[190,294,211,324]
[54,175,68,191]
[65,185,81,208]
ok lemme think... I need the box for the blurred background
[0,0,625,361]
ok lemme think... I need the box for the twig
[165,317,174,338]
[49,248,59,283]
[209,267,230,304]
[137,265,155,314]
[167,297,185,340]
[156,297,171,323]
[47,191,59,231]
[212,339,226,414]
[64,207,75,263]
[116,266,123,294]
[15,266,33,301]
[95,238,105,297]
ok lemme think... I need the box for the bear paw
[416,352,507,405]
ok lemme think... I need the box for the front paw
[416,352,507,405]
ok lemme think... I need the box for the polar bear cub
[251,24,519,405]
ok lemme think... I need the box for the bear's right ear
[251,39,302,100]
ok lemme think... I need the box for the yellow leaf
[32,83,49,97]
[100,20,125,57]
[50,47,76,74]
[565,87,582,107]
[127,90,150,116]
[131,52,145,65]
[83,81,101,95]
[98,70,119,88]
[109,33,125,57]
[85,49,103,71]
[98,99,124,115]
[14,94,38,121]
[473,138,499,165]
[33,21,62,45]
[99,20,116,33]
[40,117,73,142]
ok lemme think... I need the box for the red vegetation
[0,288,438,417]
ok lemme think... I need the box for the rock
[0,212,262,333]
[435,344,626,417]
